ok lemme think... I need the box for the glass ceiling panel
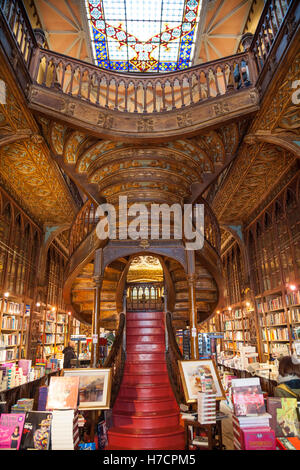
[85,0,202,73]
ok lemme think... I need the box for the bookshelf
[0,295,29,364]
[35,304,69,360]
[219,304,253,353]
[255,288,296,359]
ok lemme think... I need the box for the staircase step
[126,319,163,328]
[122,372,169,385]
[113,397,178,413]
[127,327,164,336]
[125,362,167,373]
[119,384,173,399]
[127,343,165,353]
[107,426,185,450]
[127,312,163,320]
[126,335,164,344]
[112,410,179,429]
[126,352,165,362]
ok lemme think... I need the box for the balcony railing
[250,0,292,74]
[29,48,255,114]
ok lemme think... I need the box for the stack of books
[231,377,275,450]
[51,409,79,450]
[11,398,34,413]
[197,392,216,424]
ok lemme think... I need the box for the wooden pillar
[186,251,198,360]
[91,249,104,368]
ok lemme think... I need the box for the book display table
[0,370,60,412]
[184,419,223,450]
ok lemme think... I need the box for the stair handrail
[165,311,186,405]
[103,311,126,408]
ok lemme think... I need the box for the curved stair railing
[103,312,126,408]
[165,311,186,405]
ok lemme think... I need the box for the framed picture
[63,368,112,410]
[178,359,225,402]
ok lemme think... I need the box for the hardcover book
[232,384,265,416]
[276,398,299,438]
[46,376,79,410]
[267,397,282,434]
[20,411,52,450]
[0,413,26,449]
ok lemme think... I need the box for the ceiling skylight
[85,0,202,73]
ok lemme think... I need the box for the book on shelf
[20,411,52,450]
[46,376,79,410]
[231,377,266,416]
[0,413,26,449]
[286,291,300,307]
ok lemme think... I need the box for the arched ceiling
[40,116,243,205]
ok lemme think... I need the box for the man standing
[63,341,76,369]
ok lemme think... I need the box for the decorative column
[91,249,104,368]
[187,273,198,360]
[186,251,198,360]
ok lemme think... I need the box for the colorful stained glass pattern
[85,0,202,72]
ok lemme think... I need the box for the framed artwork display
[63,368,112,410]
[178,359,225,402]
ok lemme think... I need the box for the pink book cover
[0,413,26,449]
[232,385,266,416]
[242,428,276,450]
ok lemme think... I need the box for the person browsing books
[63,341,76,369]
[274,355,300,399]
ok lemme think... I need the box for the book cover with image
[276,398,299,438]
[46,376,79,410]
[20,411,52,450]
[0,413,25,449]
[232,384,265,416]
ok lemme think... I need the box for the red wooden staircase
[106,311,185,450]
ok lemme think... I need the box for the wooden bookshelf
[256,288,296,359]
[219,305,254,354]
[35,304,69,360]
[0,295,29,364]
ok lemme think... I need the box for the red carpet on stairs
[106,311,185,450]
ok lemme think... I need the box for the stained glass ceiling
[85,0,202,73]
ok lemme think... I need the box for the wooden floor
[220,401,235,450]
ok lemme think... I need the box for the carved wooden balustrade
[0,0,37,69]
[165,311,186,405]
[69,199,99,256]
[191,196,221,256]
[126,282,164,312]
[103,312,126,407]
[250,0,291,74]
[30,47,255,114]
